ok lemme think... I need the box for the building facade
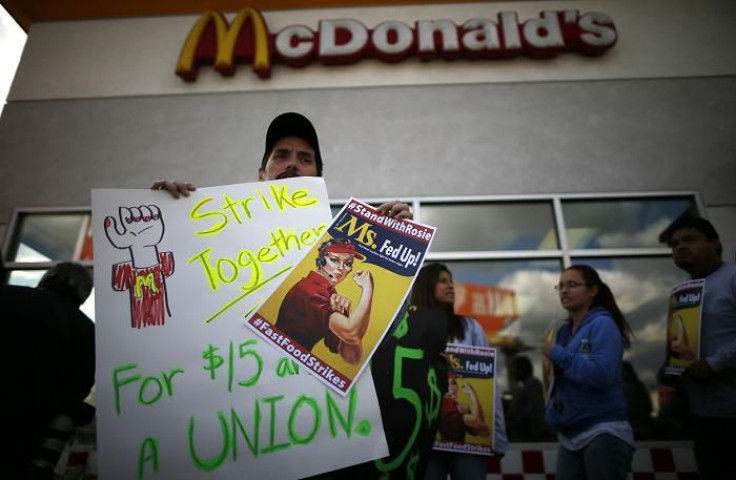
[1,0,734,476]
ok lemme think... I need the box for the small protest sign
[433,344,496,456]
[246,198,436,395]
[664,279,704,376]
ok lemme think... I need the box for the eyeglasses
[554,281,589,291]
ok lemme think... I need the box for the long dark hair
[565,264,633,348]
[411,263,465,341]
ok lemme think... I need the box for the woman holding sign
[416,263,507,480]
[544,265,635,480]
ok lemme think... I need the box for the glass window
[9,213,92,262]
[422,202,558,251]
[8,269,45,287]
[562,198,696,249]
[444,259,563,388]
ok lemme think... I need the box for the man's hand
[542,341,554,358]
[376,201,413,220]
[682,359,716,383]
[151,179,196,199]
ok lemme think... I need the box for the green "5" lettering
[375,345,424,477]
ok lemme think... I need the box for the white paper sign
[92,178,387,479]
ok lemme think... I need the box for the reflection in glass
[446,259,564,345]
[574,257,688,418]
[562,198,695,249]
[11,213,90,262]
[422,202,558,251]
[442,259,563,391]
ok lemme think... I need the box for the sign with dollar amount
[92,178,387,479]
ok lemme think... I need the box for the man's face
[258,136,318,181]
[320,252,354,286]
[670,227,721,273]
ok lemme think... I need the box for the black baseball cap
[261,112,323,176]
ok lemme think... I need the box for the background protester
[416,263,507,480]
[543,265,635,480]
[2,262,96,479]
[665,216,736,480]
[507,355,552,441]
[621,361,654,439]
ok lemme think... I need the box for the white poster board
[92,178,387,479]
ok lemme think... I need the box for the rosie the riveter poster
[246,198,436,396]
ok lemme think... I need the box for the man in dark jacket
[2,262,95,478]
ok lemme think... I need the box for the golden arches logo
[176,8,271,81]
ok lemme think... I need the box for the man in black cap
[152,113,422,478]
[152,112,412,219]
[259,111,324,180]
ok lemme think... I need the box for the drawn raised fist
[105,205,165,250]
[105,205,166,268]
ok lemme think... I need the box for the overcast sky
[0,5,26,117]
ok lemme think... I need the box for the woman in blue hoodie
[543,265,635,480]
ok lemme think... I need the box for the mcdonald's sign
[176,7,617,81]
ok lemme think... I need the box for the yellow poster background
[255,233,414,378]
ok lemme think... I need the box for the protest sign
[246,198,436,396]
[433,344,496,456]
[92,178,387,480]
[664,278,704,376]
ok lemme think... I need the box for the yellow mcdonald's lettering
[176,8,271,81]
[334,215,377,246]
[135,273,158,298]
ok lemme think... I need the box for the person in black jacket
[1,262,95,479]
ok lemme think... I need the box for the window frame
[2,190,703,278]
[2,206,94,279]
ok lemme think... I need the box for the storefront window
[422,202,558,251]
[562,197,696,249]
[7,268,45,286]
[8,212,92,262]
[445,259,563,346]
[444,259,562,391]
